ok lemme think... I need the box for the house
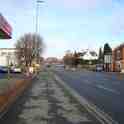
[45,57,58,65]
[112,43,124,72]
[79,49,98,60]
[0,48,17,67]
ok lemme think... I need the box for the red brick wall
[111,50,115,71]
[112,46,124,72]
[122,48,124,60]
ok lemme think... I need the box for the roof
[114,43,124,51]
[79,49,98,60]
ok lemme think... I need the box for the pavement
[0,70,101,124]
[53,67,124,124]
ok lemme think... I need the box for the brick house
[112,44,124,72]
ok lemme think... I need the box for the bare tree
[63,51,73,67]
[15,33,44,69]
[98,47,103,64]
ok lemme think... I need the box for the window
[116,50,121,60]
[1,52,7,56]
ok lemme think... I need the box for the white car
[12,67,21,73]
[96,64,103,72]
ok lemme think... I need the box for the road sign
[104,55,112,64]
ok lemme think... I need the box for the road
[0,73,8,79]
[54,67,124,124]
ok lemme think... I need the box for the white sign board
[0,13,12,36]
[104,55,112,64]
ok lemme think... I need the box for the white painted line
[96,85,120,95]
[53,73,119,124]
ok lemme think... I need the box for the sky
[0,0,124,58]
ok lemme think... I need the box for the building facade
[112,44,124,72]
[0,48,17,66]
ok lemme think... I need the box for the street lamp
[35,0,44,68]
[36,0,44,33]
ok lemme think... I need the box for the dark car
[0,66,8,73]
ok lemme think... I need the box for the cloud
[64,0,112,9]
[112,19,124,35]
[48,0,112,10]
[43,36,101,58]
[1,0,124,58]
[110,3,124,36]
[43,37,70,58]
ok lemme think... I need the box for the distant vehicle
[0,66,8,73]
[96,64,103,72]
[55,64,64,68]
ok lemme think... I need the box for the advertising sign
[104,55,112,64]
[0,13,12,39]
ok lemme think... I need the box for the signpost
[104,55,112,64]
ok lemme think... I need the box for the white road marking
[54,73,119,124]
[96,85,120,95]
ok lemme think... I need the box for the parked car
[0,66,8,73]
[11,67,22,73]
[55,64,64,69]
[96,64,103,72]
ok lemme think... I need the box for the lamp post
[34,0,44,73]
[36,0,44,33]
[35,0,44,59]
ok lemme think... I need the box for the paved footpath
[0,70,100,124]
